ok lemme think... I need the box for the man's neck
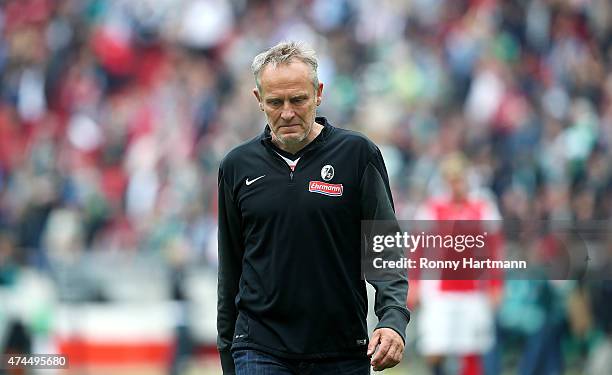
[272,121,323,154]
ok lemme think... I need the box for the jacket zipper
[270,152,295,182]
[266,143,320,182]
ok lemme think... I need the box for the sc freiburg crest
[321,165,334,181]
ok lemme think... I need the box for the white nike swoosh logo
[245,175,265,186]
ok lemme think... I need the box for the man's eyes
[266,98,307,106]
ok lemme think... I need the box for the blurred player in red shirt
[413,153,503,375]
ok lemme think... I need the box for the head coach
[216,41,410,374]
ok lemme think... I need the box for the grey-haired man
[217,41,410,374]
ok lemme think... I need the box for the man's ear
[253,88,264,110]
[316,83,323,106]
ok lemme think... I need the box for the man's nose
[280,103,295,120]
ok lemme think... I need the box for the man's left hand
[367,327,404,371]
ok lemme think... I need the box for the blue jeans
[232,349,370,375]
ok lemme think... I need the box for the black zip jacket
[217,117,410,373]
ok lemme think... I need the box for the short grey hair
[251,41,319,93]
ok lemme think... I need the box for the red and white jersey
[415,190,503,292]
[416,191,501,222]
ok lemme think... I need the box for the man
[414,153,502,375]
[217,41,410,374]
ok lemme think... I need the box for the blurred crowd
[0,0,611,373]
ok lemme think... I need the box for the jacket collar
[260,117,333,158]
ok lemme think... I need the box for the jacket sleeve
[360,148,411,342]
[217,167,244,374]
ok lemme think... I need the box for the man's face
[447,174,468,201]
[254,60,323,149]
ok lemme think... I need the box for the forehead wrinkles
[263,87,310,100]
[259,63,313,95]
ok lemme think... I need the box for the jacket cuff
[374,307,411,343]
[220,349,235,374]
